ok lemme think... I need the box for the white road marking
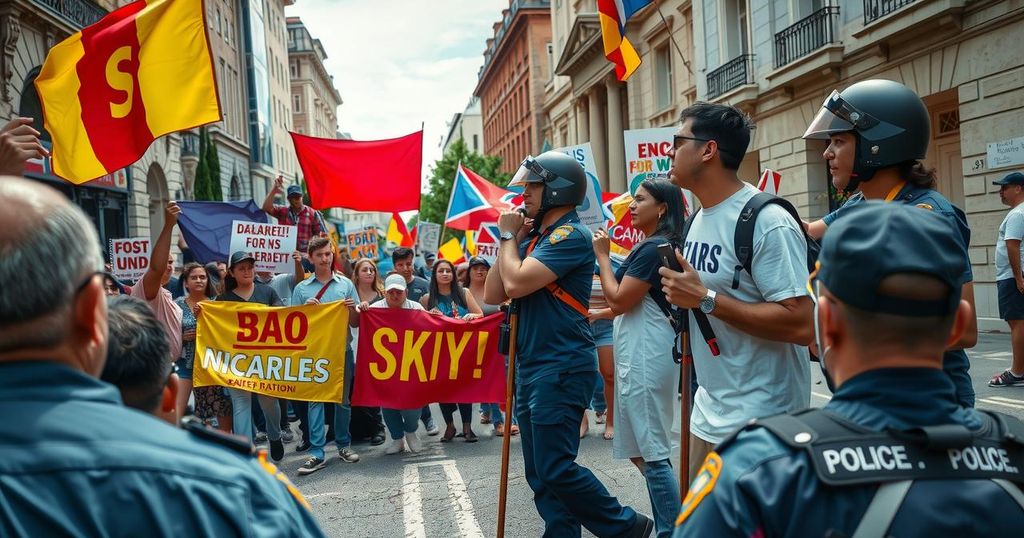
[403,465,426,538]
[979,396,1024,410]
[402,459,483,538]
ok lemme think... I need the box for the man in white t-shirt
[991,171,1024,387]
[658,103,814,482]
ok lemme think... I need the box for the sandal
[990,370,1024,387]
[494,423,505,437]
[480,411,492,425]
[464,429,478,443]
[509,424,519,436]
[440,424,457,442]
[595,411,606,424]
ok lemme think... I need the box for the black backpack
[683,192,820,290]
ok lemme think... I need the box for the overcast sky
[285,0,509,187]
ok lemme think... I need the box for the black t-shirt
[216,282,283,306]
[406,276,430,302]
[615,239,672,314]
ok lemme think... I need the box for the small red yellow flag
[35,0,220,184]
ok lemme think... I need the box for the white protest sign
[417,222,442,256]
[623,127,676,195]
[109,237,151,281]
[229,220,298,273]
[555,142,604,228]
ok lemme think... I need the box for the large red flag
[291,131,423,212]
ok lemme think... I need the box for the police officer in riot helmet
[803,79,979,408]
[485,151,655,537]
[674,202,1024,538]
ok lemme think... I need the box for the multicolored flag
[603,192,645,255]
[35,0,220,184]
[597,0,650,81]
[464,230,477,257]
[385,213,414,248]
[438,237,467,264]
[444,163,514,231]
[757,169,781,195]
[292,130,423,212]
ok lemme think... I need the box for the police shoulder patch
[257,449,313,510]
[916,203,934,211]
[549,224,575,245]
[675,451,723,526]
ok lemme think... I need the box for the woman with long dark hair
[175,262,231,431]
[420,259,484,442]
[592,179,685,536]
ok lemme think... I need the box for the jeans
[480,402,517,425]
[643,459,680,537]
[382,408,421,439]
[294,400,334,444]
[308,349,355,460]
[419,404,434,425]
[517,371,637,537]
[227,388,282,441]
[590,371,606,413]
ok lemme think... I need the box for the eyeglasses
[673,134,711,150]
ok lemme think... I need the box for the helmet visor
[803,90,881,139]
[508,156,557,187]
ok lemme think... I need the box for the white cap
[384,274,407,292]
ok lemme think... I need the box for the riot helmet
[803,79,930,192]
[509,151,588,212]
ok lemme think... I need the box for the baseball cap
[286,185,303,197]
[424,252,436,262]
[814,202,963,317]
[992,171,1024,186]
[468,256,490,269]
[384,274,407,292]
[228,251,256,269]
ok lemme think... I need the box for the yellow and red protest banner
[352,310,505,408]
[35,0,220,184]
[194,301,349,403]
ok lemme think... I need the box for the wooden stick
[496,309,520,538]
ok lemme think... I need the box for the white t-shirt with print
[684,183,811,444]
[996,204,1024,281]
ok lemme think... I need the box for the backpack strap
[849,480,914,538]
[731,192,809,290]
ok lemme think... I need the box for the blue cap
[286,185,303,197]
[816,202,962,317]
[993,171,1024,186]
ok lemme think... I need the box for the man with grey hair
[0,176,324,536]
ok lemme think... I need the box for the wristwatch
[499,231,516,242]
[699,289,717,314]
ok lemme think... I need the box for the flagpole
[653,0,693,75]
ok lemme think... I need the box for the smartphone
[657,243,683,272]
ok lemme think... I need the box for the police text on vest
[822,445,914,474]
[947,447,1019,473]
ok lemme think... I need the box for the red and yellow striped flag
[35,0,220,184]
[597,0,644,81]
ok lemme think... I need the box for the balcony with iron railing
[775,6,840,68]
[863,0,918,25]
[706,54,754,101]
[29,0,107,31]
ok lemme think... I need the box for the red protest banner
[351,310,505,408]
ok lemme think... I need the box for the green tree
[420,138,510,243]
[193,127,211,201]
[204,128,223,201]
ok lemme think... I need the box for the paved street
[281,332,1024,538]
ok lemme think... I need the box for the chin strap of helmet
[845,133,879,194]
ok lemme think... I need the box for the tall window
[293,94,301,113]
[655,45,673,110]
[723,0,750,59]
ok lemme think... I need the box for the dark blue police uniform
[824,184,976,407]
[0,361,325,537]
[673,368,1024,537]
[515,210,642,537]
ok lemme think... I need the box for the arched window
[229,175,241,200]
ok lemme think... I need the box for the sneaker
[297,456,326,476]
[370,433,386,446]
[253,431,268,445]
[630,513,655,537]
[385,438,406,455]
[405,433,422,453]
[990,370,1024,387]
[424,418,439,436]
[338,447,360,463]
[270,439,284,462]
[281,428,295,443]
